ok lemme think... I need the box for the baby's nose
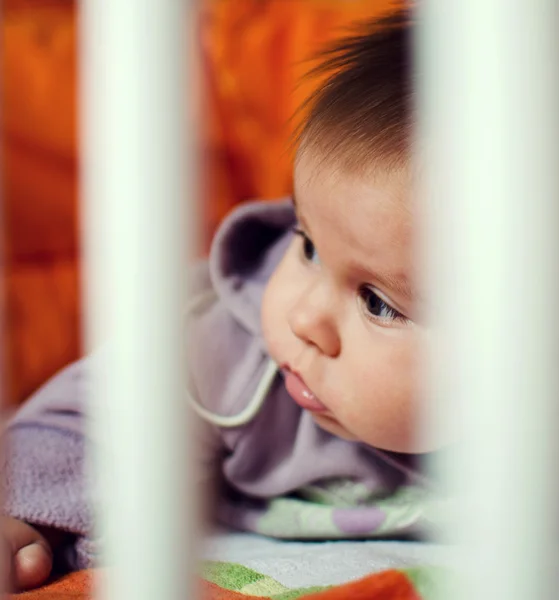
[287,287,340,357]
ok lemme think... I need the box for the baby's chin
[316,415,437,454]
[311,413,360,442]
[312,413,411,452]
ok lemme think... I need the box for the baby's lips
[281,367,327,412]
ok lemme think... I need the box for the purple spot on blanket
[332,507,386,535]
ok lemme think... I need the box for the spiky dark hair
[297,9,413,173]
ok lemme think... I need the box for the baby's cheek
[260,280,282,359]
[261,266,295,360]
[375,345,423,451]
[261,245,304,358]
[345,342,419,450]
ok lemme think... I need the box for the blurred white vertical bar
[417,2,559,599]
[80,0,198,599]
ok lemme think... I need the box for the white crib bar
[80,1,198,599]
[418,2,559,598]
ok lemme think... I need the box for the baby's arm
[2,355,101,591]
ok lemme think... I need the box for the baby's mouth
[280,367,328,413]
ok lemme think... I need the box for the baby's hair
[296,8,413,174]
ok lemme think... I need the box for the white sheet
[203,532,456,588]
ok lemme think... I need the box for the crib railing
[417,2,559,599]
[80,1,199,599]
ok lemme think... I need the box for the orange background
[2,0,395,406]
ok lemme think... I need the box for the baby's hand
[1,516,55,592]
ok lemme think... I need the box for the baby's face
[261,152,431,453]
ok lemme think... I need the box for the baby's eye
[359,286,407,323]
[293,228,320,265]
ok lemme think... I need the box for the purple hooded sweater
[3,199,434,571]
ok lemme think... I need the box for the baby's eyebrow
[374,270,415,302]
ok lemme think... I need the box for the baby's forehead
[293,150,413,214]
[294,150,415,276]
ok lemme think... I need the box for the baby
[2,9,436,592]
